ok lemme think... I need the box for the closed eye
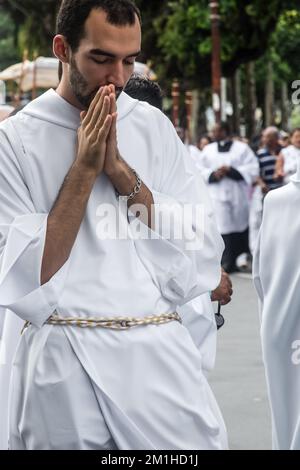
[91,58,108,65]
[91,58,135,66]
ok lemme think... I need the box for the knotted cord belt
[22,312,182,333]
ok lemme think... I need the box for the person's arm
[211,268,233,305]
[41,86,112,285]
[256,176,269,195]
[0,121,71,327]
[274,152,285,180]
[101,88,154,230]
[208,167,229,184]
[208,172,221,184]
[40,163,98,285]
[226,167,244,181]
[41,85,154,285]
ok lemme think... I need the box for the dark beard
[69,57,124,109]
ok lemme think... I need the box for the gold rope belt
[22,312,182,333]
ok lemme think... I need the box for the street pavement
[209,272,272,450]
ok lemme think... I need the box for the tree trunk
[265,60,274,127]
[245,62,257,139]
[230,69,241,135]
[281,82,289,131]
[191,89,200,143]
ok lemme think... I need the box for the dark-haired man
[124,73,163,110]
[0,1,227,450]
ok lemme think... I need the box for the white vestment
[0,89,227,450]
[253,163,300,449]
[282,145,300,184]
[199,141,259,235]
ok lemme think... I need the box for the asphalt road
[209,272,272,450]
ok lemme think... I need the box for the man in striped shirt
[256,127,283,194]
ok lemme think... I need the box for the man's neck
[56,79,84,111]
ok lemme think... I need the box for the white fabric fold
[0,214,69,327]
[253,179,300,449]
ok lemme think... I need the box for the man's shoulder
[121,92,168,129]
[133,96,166,123]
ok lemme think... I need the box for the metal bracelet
[115,168,142,201]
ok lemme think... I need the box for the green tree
[0,0,60,57]
[0,10,19,69]
[150,0,299,88]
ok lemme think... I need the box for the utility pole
[185,90,193,145]
[171,79,180,131]
[210,1,222,124]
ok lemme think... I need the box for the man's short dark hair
[124,74,163,111]
[220,121,232,136]
[56,0,141,52]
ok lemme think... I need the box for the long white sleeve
[234,144,259,185]
[0,122,69,327]
[129,114,224,306]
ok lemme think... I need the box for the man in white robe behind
[199,122,259,273]
[0,0,227,450]
[253,161,300,449]
[274,128,300,184]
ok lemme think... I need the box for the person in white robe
[253,161,300,449]
[274,128,300,184]
[0,0,227,450]
[199,122,259,273]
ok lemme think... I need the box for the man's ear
[53,35,70,63]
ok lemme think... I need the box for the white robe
[0,312,23,450]
[0,293,218,450]
[0,89,226,450]
[282,145,300,184]
[253,163,300,449]
[199,141,259,234]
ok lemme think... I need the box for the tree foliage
[0,11,19,69]
[0,0,299,97]
[0,0,59,57]
[150,0,299,88]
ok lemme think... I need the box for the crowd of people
[188,125,300,272]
